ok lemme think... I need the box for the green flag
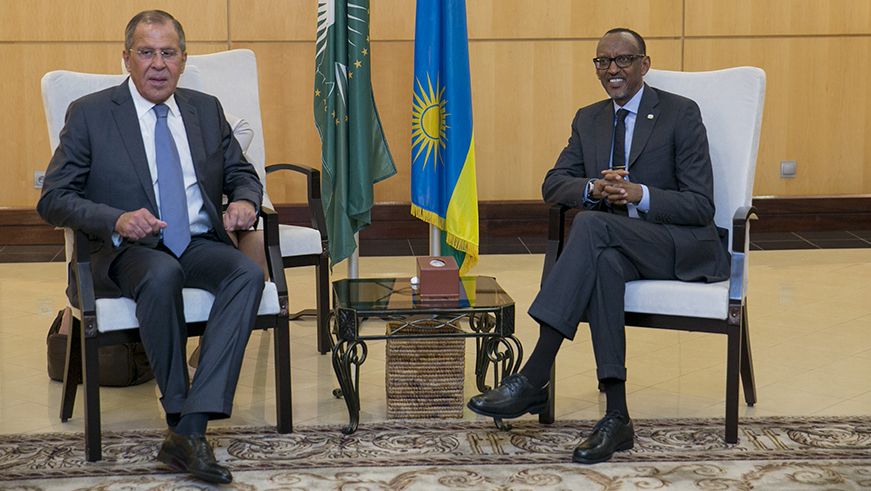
[315,0,396,268]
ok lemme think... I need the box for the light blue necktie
[154,104,191,257]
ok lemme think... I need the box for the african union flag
[410,0,479,275]
[315,0,396,268]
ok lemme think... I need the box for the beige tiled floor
[1,249,870,436]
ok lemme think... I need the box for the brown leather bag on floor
[46,308,155,387]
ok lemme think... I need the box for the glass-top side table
[331,276,521,434]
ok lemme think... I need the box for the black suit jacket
[38,80,263,299]
[542,84,730,282]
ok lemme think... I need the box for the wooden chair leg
[316,254,330,355]
[272,317,293,433]
[539,363,556,424]
[724,326,741,444]
[82,334,102,462]
[60,317,81,422]
[740,304,757,406]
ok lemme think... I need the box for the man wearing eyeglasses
[38,11,263,484]
[468,28,730,464]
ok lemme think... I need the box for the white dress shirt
[611,85,650,216]
[584,85,651,217]
[128,79,211,236]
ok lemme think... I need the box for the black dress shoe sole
[157,449,233,484]
[572,439,634,464]
[466,400,548,419]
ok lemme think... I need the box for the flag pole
[348,232,359,279]
[429,224,441,256]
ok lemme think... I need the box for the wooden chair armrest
[265,163,328,243]
[728,205,757,306]
[71,229,98,335]
[260,206,289,298]
[731,205,757,254]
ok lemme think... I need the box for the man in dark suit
[37,10,263,484]
[468,28,731,464]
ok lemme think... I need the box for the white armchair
[183,50,331,355]
[540,67,766,444]
[40,68,293,462]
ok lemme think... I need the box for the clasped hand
[114,200,257,240]
[590,170,643,205]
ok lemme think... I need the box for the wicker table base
[386,321,465,419]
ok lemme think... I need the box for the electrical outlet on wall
[780,161,796,178]
[34,171,46,188]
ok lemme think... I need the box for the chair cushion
[94,282,280,333]
[278,224,323,257]
[624,280,729,320]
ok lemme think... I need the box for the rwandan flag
[315,0,396,268]
[410,0,479,275]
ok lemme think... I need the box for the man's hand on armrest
[115,208,166,240]
[224,200,257,232]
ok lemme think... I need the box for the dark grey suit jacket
[38,80,263,299]
[542,84,730,282]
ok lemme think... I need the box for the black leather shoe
[467,373,548,418]
[572,411,634,464]
[157,431,233,484]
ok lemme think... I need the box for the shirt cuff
[637,184,650,212]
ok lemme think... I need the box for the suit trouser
[110,234,264,419]
[528,212,678,381]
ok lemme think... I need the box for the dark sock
[165,413,181,428]
[519,323,564,388]
[174,412,209,435]
[601,378,630,422]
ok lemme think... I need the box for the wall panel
[3,45,122,208]
[5,0,871,210]
[230,0,315,41]
[233,43,317,205]
[369,0,683,41]
[0,0,228,42]
[466,0,682,40]
[686,0,871,37]
[685,37,871,196]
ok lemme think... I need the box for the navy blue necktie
[612,108,629,172]
[154,104,191,257]
[611,109,630,216]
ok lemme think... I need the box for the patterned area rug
[2,416,871,490]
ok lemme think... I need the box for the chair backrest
[183,50,273,210]
[41,67,203,152]
[40,67,204,267]
[644,67,765,251]
[118,49,272,207]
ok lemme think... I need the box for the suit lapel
[175,90,206,176]
[111,81,158,212]
[175,90,231,243]
[628,83,660,170]
[595,102,614,173]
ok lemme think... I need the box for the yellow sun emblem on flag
[412,74,449,170]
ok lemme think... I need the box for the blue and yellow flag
[410,0,479,275]
[315,0,397,268]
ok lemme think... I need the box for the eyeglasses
[592,54,644,70]
[131,48,181,62]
